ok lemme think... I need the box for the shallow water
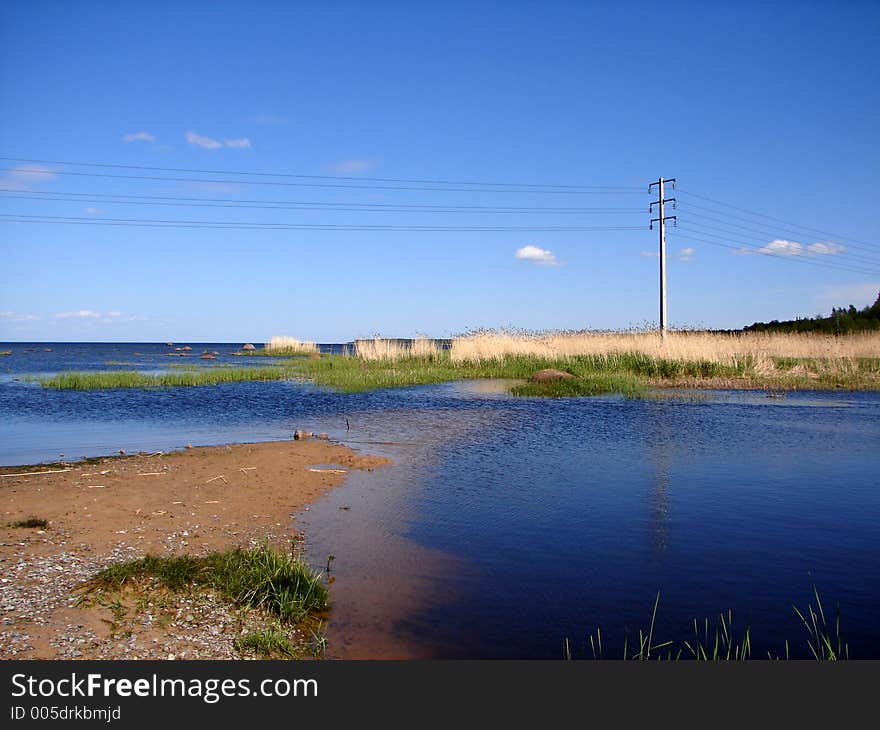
[2,343,879,658]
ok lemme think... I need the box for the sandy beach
[0,440,389,659]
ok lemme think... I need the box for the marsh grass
[32,366,296,390]
[286,346,880,396]
[85,545,329,624]
[510,373,646,398]
[30,330,880,394]
[791,585,849,660]
[568,589,847,660]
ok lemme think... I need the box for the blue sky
[1,0,878,342]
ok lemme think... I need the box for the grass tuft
[234,624,300,659]
[85,545,328,624]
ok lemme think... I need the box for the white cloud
[640,251,659,258]
[740,239,847,258]
[84,207,102,215]
[223,137,252,148]
[515,245,558,266]
[107,310,122,317]
[0,164,58,191]
[122,131,155,143]
[761,239,805,256]
[185,131,223,149]
[677,247,696,262]
[807,241,846,256]
[0,311,39,322]
[330,159,374,175]
[185,131,252,149]
[55,310,101,319]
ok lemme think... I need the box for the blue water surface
[1,342,878,658]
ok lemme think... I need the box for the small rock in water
[185,443,193,449]
[119,449,126,455]
[294,430,313,441]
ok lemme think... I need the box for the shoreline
[0,440,389,659]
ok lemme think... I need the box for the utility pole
[649,178,676,337]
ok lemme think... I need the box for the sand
[0,440,389,659]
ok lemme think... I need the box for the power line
[680,202,880,257]
[0,190,645,215]
[678,218,880,267]
[674,228,880,276]
[0,168,643,195]
[679,221,880,270]
[674,231,880,277]
[0,213,645,232]
[0,155,645,190]
[677,188,878,249]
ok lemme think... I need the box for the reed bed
[353,337,442,361]
[290,344,880,394]
[451,329,880,364]
[264,336,318,355]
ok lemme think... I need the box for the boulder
[242,343,256,351]
[529,368,576,383]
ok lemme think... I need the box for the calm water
[2,343,879,658]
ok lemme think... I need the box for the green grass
[29,350,880,396]
[31,366,297,390]
[289,352,880,394]
[234,624,300,659]
[510,373,647,398]
[8,517,48,529]
[276,351,873,395]
[85,545,329,624]
[566,588,848,660]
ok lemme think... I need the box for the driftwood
[1,468,71,478]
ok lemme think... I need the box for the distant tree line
[744,292,880,334]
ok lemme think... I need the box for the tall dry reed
[450,330,880,366]
[265,336,318,354]
[353,337,442,361]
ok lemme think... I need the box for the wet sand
[0,440,389,659]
